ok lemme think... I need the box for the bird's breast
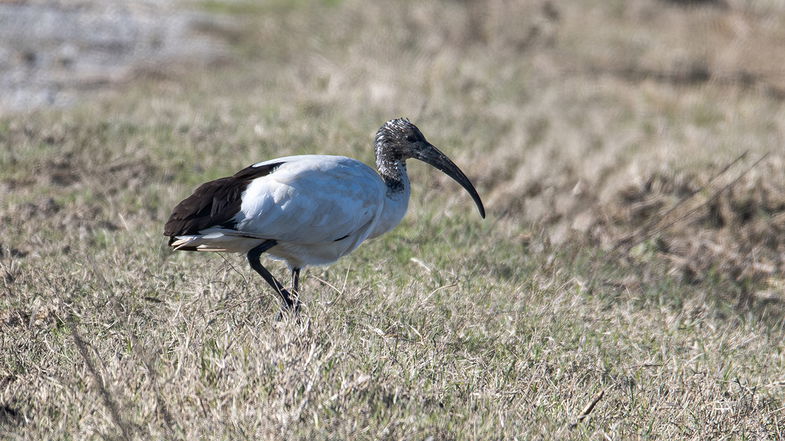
[368,178,411,239]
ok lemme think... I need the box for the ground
[1,0,784,439]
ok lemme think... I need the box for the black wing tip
[163,218,190,239]
[162,161,285,239]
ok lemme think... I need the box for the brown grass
[1,0,784,439]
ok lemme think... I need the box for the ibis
[164,118,485,314]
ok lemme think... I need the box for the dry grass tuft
[579,153,785,319]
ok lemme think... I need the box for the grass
[2,0,785,439]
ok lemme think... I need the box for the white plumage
[171,155,410,268]
[165,118,484,314]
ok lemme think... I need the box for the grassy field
[2,0,785,439]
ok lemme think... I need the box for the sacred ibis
[164,118,485,314]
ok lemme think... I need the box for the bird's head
[375,118,485,218]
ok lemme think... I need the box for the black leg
[290,268,302,313]
[291,267,301,297]
[247,240,297,312]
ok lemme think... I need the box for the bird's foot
[275,302,302,322]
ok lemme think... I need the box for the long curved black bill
[412,143,486,218]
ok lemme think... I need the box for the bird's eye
[406,135,417,142]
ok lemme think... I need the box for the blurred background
[0,0,229,111]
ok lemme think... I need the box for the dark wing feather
[163,162,283,240]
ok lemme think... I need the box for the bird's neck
[376,152,409,194]
[369,157,411,240]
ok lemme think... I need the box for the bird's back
[235,155,386,244]
[164,155,388,263]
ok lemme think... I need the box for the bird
[164,118,485,315]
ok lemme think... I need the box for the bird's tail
[168,230,269,253]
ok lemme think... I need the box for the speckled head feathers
[374,118,427,153]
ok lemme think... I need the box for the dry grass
[2,0,785,439]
